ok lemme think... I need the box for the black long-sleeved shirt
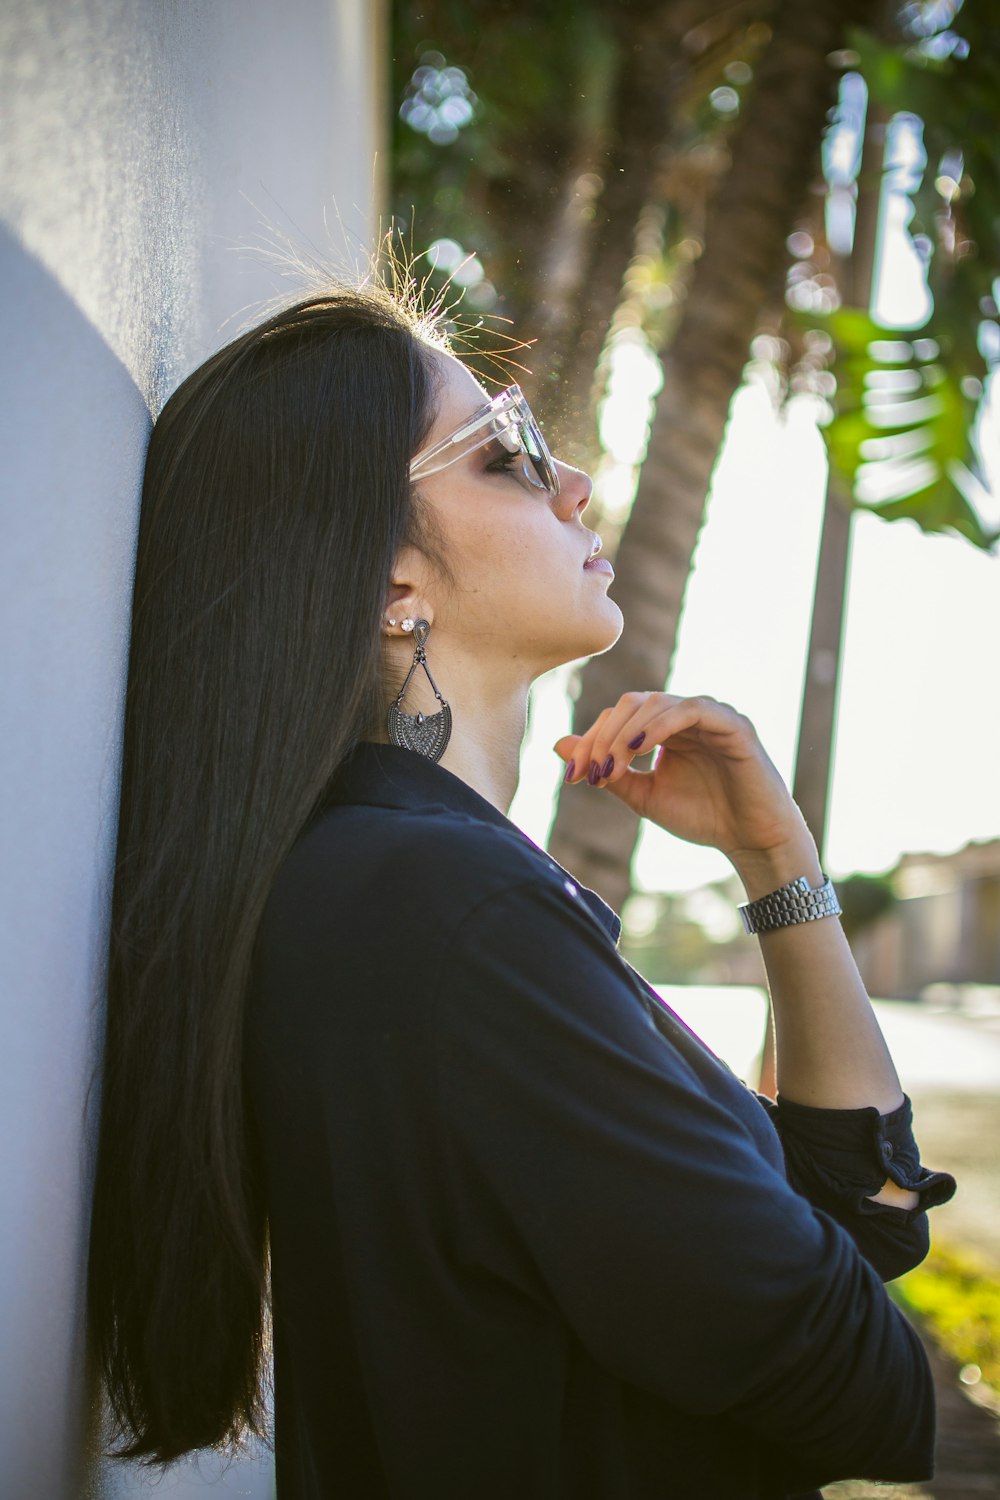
[245,741,956,1499]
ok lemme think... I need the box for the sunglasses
[409,384,560,498]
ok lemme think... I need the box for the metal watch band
[738,874,842,936]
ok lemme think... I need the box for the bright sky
[509,121,1000,893]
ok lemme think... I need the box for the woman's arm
[729,821,919,1208]
[731,822,901,1110]
[556,691,921,1207]
[435,871,937,1487]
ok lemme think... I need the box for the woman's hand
[557,695,922,1118]
[554,692,811,870]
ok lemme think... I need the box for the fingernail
[563,759,576,783]
[627,731,645,751]
[601,755,614,780]
[587,760,601,786]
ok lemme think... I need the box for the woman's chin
[589,597,625,654]
[543,601,624,672]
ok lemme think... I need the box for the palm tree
[789,98,886,858]
[791,3,999,853]
[391,0,781,459]
[548,0,874,910]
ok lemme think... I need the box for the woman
[89,285,955,1498]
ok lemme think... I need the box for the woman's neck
[437,681,529,815]
[379,643,531,814]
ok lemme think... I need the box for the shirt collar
[322,741,622,944]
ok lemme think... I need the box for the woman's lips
[583,532,613,576]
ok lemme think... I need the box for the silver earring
[386,618,452,762]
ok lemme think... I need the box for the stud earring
[386,618,452,762]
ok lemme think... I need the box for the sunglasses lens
[495,413,521,454]
[513,406,559,496]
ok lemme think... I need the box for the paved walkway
[874,996,1000,1267]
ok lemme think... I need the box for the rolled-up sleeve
[751,1091,956,1282]
[432,876,938,1489]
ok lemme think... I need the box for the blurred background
[2,1,998,1495]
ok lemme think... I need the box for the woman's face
[407,354,623,677]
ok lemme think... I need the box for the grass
[889,1238,1000,1394]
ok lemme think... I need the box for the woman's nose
[553,459,593,518]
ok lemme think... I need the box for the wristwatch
[738,873,842,936]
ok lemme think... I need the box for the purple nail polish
[601,755,614,779]
[627,731,645,751]
[587,760,601,785]
[563,759,576,783]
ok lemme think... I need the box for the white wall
[0,4,385,1495]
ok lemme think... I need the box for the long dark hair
[88,286,446,1462]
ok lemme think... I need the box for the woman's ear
[384,545,433,631]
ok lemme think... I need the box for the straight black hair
[88,285,447,1462]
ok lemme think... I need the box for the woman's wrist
[727,821,823,903]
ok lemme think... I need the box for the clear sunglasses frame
[408,383,560,498]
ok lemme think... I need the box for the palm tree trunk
[757,105,887,1097]
[791,106,886,855]
[548,0,873,912]
[521,3,691,460]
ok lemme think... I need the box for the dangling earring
[386,618,452,762]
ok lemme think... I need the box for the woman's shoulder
[251,800,615,1050]
[268,796,567,936]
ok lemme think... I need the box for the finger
[560,694,754,790]
[599,697,756,789]
[581,696,755,804]
[555,708,614,783]
[553,733,590,785]
[578,692,701,788]
[553,734,581,763]
[571,692,666,786]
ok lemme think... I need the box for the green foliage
[618,892,717,983]
[817,306,997,546]
[812,2,1000,549]
[890,1239,1000,1392]
[836,871,897,937]
[390,0,618,328]
[850,4,1000,332]
[389,0,766,391]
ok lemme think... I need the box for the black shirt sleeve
[750,1090,956,1282]
[431,875,937,1489]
